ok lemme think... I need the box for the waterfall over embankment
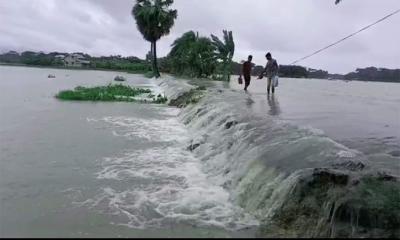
[157,78,400,238]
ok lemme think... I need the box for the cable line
[290,9,400,65]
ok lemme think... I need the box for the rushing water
[227,76,400,171]
[0,66,399,237]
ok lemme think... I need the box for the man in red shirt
[239,55,253,91]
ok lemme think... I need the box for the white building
[55,54,66,59]
[63,53,90,67]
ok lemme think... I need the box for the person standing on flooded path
[239,55,253,91]
[259,52,279,94]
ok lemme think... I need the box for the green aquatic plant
[55,84,158,103]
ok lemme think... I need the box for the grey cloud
[0,0,399,73]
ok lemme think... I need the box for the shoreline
[1,63,399,84]
[0,62,149,75]
[0,63,221,82]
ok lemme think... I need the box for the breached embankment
[157,78,400,238]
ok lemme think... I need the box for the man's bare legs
[267,77,275,94]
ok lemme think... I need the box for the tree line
[1,50,398,82]
[0,51,152,73]
[0,51,64,66]
[344,67,400,83]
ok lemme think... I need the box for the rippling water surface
[0,66,399,237]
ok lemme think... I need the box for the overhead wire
[290,9,400,65]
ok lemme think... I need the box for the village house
[62,53,91,67]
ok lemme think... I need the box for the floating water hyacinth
[55,84,167,104]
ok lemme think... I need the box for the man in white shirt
[259,52,279,94]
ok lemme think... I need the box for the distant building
[63,53,90,67]
[55,54,66,59]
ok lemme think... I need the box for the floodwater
[228,76,400,171]
[0,66,399,237]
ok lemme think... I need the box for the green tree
[132,0,178,78]
[169,31,217,78]
[169,31,197,75]
[211,30,235,81]
[194,37,218,77]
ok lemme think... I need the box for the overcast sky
[0,0,399,73]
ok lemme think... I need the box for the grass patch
[356,176,400,214]
[153,94,168,104]
[144,71,155,78]
[55,84,167,104]
[168,86,206,108]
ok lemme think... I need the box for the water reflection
[246,97,255,106]
[267,94,281,116]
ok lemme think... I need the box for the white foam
[78,146,258,230]
[89,116,187,142]
[337,150,357,158]
[299,125,326,136]
[80,104,259,230]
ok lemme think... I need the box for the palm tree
[194,37,218,78]
[169,31,217,78]
[169,31,197,75]
[211,30,235,81]
[132,0,177,78]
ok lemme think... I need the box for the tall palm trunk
[152,41,160,78]
[150,41,154,68]
[226,62,230,81]
[223,60,231,81]
[226,56,233,81]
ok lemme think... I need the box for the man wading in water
[259,52,279,94]
[239,55,253,91]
